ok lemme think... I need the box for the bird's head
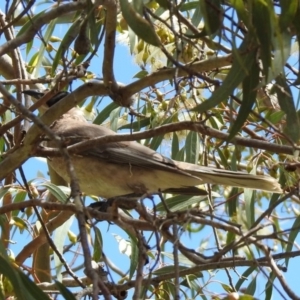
[22,89,69,107]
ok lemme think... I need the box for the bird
[23,89,282,198]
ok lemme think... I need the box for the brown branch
[132,230,148,300]
[0,2,86,57]
[16,210,74,265]
[264,246,300,300]
[0,198,154,230]
[102,0,117,87]
[38,249,300,293]
[34,121,295,158]
[0,82,108,181]
[120,54,232,100]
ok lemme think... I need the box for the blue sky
[1,1,300,299]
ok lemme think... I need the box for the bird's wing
[55,122,198,176]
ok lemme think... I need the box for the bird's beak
[22,89,69,107]
[22,89,45,100]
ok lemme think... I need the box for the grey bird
[23,90,282,198]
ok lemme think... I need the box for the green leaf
[26,39,34,56]
[55,280,77,300]
[198,0,222,36]
[133,70,149,79]
[265,110,285,124]
[273,75,300,142]
[230,0,250,28]
[252,0,272,78]
[156,0,169,9]
[53,215,75,282]
[51,15,84,75]
[0,214,8,241]
[87,0,100,45]
[285,214,300,267]
[185,131,199,164]
[93,226,103,262]
[17,10,46,37]
[226,187,238,217]
[279,0,299,29]
[33,19,56,77]
[149,116,173,150]
[190,2,202,28]
[181,274,203,289]
[12,216,29,233]
[244,189,255,228]
[175,147,185,162]
[228,60,259,140]
[291,0,300,88]
[109,106,122,131]
[155,195,207,212]
[129,235,139,279]
[118,117,151,130]
[0,255,30,300]
[179,1,199,11]
[239,295,256,300]
[161,251,196,265]
[94,102,119,125]
[235,266,256,291]
[153,265,192,275]
[0,186,12,200]
[171,132,179,160]
[39,182,69,203]
[119,0,160,46]
[192,39,256,113]
[265,271,276,300]
[19,270,51,299]
[268,192,280,211]
[246,276,257,295]
[149,132,164,151]
[226,231,236,247]
[221,283,233,293]
[216,148,231,169]
[13,190,27,204]
[27,52,39,74]
[0,136,5,154]
[265,30,291,84]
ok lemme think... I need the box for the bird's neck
[61,108,87,123]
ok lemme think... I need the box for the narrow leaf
[53,215,75,282]
[119,0,160,46]
[279,0,298,29]
[252,0,272,78]
[244,189,255,228]
[171,132,179,160]
[228,60,259,140]
[51,15,83,75]
[230,0,250,28]
[109,106,122,131]
[285,214,300,267]
[94,102,119,125]
[55,281,77,300]
[235,266,256,291]
[129,235,139,279]
[274,75,300,142]
[93,227,103,262]
[192,40,256,113]
[185,131,200,164]
[119,117,151,130]
[198,0,222,36]
[39,182,69,203]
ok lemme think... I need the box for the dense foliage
[0,0,300,299]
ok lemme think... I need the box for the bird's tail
[175,162,282,193]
